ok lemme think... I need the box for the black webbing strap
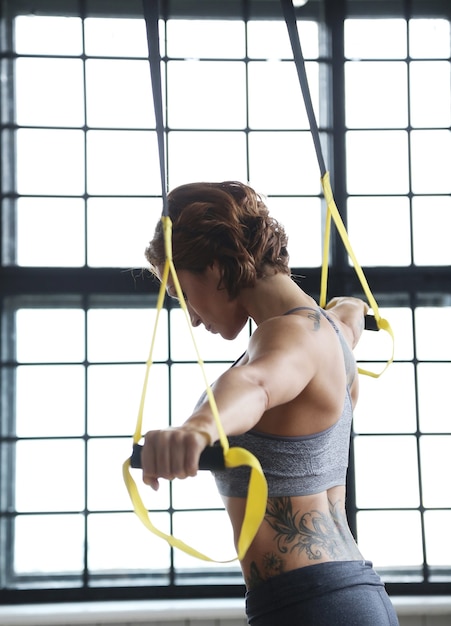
[280,0,327,177]
[142,0,168,214]
[279,0,395,375]
[123,2,268,562]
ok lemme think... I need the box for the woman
[141,181,399,626]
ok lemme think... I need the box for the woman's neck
[238,273,318,326]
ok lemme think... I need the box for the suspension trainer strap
[280,0,394,377]
[122,0,267,563]
[142,0,167,214]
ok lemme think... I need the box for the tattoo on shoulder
[265,497,348,561]
[307,310,321,331]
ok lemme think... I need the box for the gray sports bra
[212,307,356,498]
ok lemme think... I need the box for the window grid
[343,15,451,587]
[1,0,451,603]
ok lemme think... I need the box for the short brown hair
[145,181,290,298]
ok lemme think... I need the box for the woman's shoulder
[246,310,330,368]
[254,309,322,339]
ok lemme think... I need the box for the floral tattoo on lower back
[264,497,349,561]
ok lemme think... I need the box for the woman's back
[215,306,364,588]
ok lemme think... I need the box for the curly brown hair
[145,181,290,298]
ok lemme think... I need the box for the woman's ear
[208,261,225,291]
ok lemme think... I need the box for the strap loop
[320,173,395,377]
[123,2,268,563]
[124,217,267,562]
[281,0,395,377]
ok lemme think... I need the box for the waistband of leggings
[246,560,383,615]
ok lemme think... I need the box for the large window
[344,15,451,588]
[1,0,450,603]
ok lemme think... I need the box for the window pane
[173,510,237,570]
[16,309,85,363]
[86,60,154,129]
[16,58,84,127]
[167,20,245,58]
[172,471,223,510]
[410,62,451,128]
[17,197,85,267]
[87,438,170,511]
[357,511,423,569]
[15,16,82,55]
[354,435,420,508]
[412,196,451,266]
[345,19,407,59]
[347,196,411,266]
[417,363,451,433]
[16,365,85,437]
[247,20,318,59]
[89,439,128,511]
[345,61,408,129]
[353,307,414,362]
[84,18,148,57]
[249,131,320,195]
[168,61,246,129]
[15,440,85,512]
[87,197,161,268]
[168,131,248,189]
[87,308,168,362]
[409,19,451,59]
[424,511,451,567]
[171,363,229,426]
[88,364,169,435]
[17,129,85,196]
[268,197,322,268]
[353,363,416,434]
[248,61,318,130]
[87,512,171,572]
[420,436,451,508]
[415,307,451,360]
[411,130,451,194]
[346,131,409,194]
[14,514,84,574]
[87,130,161,195]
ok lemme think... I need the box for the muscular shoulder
[245,309,334,388]
[248,309,323,358]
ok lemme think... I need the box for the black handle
[364,314,379,331]
[130,442,226,471]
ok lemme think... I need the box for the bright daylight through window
[0,0,450,603]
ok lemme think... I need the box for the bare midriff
[223,484,364,590]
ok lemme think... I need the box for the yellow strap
[123,216,267,562]
[319,172,395,378]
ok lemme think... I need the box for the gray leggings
[245,560,399,626]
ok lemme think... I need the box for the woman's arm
[141,316,318,489]
[324,296,369,349]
